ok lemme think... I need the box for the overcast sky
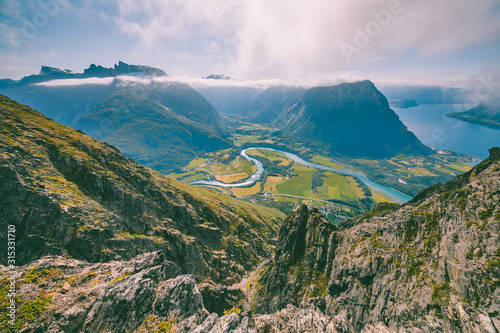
[1,0,500,86]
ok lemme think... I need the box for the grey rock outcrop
[0,251,210,332]
[253,148,500,332]
[254,205,339,313]
[252,304,351,332]
[208,313,240,332]
[191,313,219,333]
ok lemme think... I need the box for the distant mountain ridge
[447,103,500,130]
[380,85,465,105]
[0,61,167,86]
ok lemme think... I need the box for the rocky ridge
[254,147,500,331]
[0,61,167,86]
[0,251,354,332]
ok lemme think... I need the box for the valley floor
[169,117,477,222]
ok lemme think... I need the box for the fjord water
[191,147,412,203]
[393,104,500,160]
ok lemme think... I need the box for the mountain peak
[203,74,232,80]
[273,80,433,158]
[112,61,167,77]
[39,66,74,76]
[83,61,167,78]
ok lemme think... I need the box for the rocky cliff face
[254,148,500,332]
[254,206,339,314]
[0,95,283,286]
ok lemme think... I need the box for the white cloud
[107,0,500,80]
[34,76,115,86]
[231,0,500,78]
[2,0,499,83]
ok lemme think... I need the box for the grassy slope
[0,95,284,279]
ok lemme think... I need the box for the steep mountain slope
[0,95,284,285]
[141,81,228,134]
[73,91,230,172]
[253,147,500,331]
[247,85,306,124]
[274,81,433,158]
[447,103,500,130]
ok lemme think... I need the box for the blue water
[191,147,412,203]
[393,104,500,160]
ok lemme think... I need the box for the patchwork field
[199,156,257,177]
[215,172,249,183]
[172,147,386,215]
[263,176,286,192]
[311,171,365,206]
[309,155,342,170]
[247,149,293,166]
[230,182,262,197]
[274,164,315,198]
[172,142,475,218]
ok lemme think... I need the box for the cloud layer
[108,0,500,79]
[1,0,499,83]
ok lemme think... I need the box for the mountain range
[0,64,437,172]
[379,85,465,105]
[0,95,498,332]
[0,61,167,87]
[0,63,229,172]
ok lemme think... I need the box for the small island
[389,99,419,108]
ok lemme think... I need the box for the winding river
[190,147,413,203]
